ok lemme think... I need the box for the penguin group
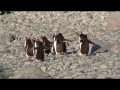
[24,32,96,62]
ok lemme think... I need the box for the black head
[25,37,33,47]
[56,33,63,42]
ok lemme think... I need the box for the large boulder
[9,65,53,79]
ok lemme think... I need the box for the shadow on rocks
[90,44,102,55]
[91,44,114,56]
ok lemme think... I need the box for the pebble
[100,65,108,69]
[63,61,72,70]
[41,67,47,72]
[70,65,78,69]
[8,34,16,42]
[24,61,31,65]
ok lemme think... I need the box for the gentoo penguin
[58,33,72,53]
[24,37,35,59]
[76,32,96,56]
[34,39,44,62]
[41,36,51,56]
[53,32,72,55]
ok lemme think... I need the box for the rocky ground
[0,11,120,79]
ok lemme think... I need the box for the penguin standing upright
[76,32,96,56]
[34,39,44,62]
[41,36,51,56]
[53,32,72,55]
[24,37,35,59]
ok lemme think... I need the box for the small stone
[56,65,63,71]
[24,61,31,65]
[37,63,42,67]
[58,62,64,66]
[8,34,16,42]
[0,47,4,52]
[63,61,72,70]
[48,69,56,76]
[108,61,114,67]
[70,65,77,69]
[82,19,87,24]
[41,67,46,72]
[64,76,72,79]
[47,67,52,71]
[100,65,107,69]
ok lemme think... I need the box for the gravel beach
[0,11,120,79]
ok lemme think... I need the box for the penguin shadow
[89,44,102,55]
[92,44,114,55]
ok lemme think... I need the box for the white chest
[54,40,57,53]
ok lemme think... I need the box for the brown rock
[110,42,120,52]
[107,12,120,31]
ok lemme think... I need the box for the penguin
[34,39,44,62]
[53,32,72,55]
[24,37,35,59]
[76,32,96,56]
[41,36,51,56]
